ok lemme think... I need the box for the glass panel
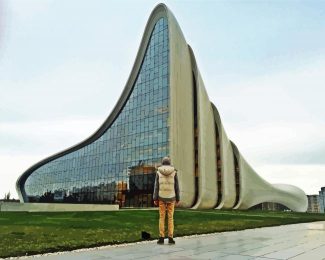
[24,17,169,207]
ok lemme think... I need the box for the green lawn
[0,209,324,258]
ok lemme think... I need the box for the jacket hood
[158,165,175,176]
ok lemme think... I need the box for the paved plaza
[14,221,325,260]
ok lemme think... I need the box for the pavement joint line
[287,250,308,260]
[253,257,283,260]
[258,246,298,258]
[246,254,282,260]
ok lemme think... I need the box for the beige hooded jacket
[153,165,180,202]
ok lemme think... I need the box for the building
[16,4,307,212]
[307,195,320,213]
[319,187,325,213]
[127,165,156,207]
[250,202,289,211]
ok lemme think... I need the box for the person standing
[153,156,180,245]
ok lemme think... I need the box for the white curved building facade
[16,4,308,212]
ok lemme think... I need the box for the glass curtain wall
[24,17,169,208]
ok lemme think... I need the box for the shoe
[168,237,175,244]
[157,237,164,244]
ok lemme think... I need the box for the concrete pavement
[13,221,325,260]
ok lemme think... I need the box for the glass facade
[24,17,169,207]
[215,124,222,207]
[319,187,325,213]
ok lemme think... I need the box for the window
[25,17,170,207]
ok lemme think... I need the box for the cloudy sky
[1,0,325,199]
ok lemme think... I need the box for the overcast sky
[1,0,325,199]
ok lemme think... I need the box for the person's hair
[162,156,171,165]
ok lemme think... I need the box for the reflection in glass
[24,17,169,208]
